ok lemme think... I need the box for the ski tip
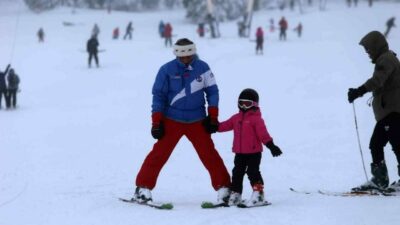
[161,203,174,209]
[201,201,229,209]
[201,201,215,208]
[119,197,133,202]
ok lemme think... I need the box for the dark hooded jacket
[0,64,10,91]
[359,31,400,121]
[7,69,20,90]
[87,37,99,53]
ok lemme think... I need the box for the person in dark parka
[0,64,10,109]
[123,21,133,40]
[384,17,396,38]
[87,35,99,68]
[7,68,20,108]
[348,31,400,192]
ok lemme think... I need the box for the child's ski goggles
[238,99,258,109]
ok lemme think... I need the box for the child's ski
[201,201,229,209]
[119,198,173,210]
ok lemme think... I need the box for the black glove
[202,116,219,134]
[348,86,367,103]
[265,141,282,157]
[151,122,164,140]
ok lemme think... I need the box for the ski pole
[9,0,22,63]
[352,103,369,182]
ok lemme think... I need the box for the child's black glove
[265,141,282,157]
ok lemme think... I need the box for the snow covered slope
[1,1,400,225]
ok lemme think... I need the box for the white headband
[173,44,197,57]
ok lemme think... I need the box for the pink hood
[218,108,272,154]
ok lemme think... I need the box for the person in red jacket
[255,27,264,55]
[112,27,119,40]
[218,88,282,206]
[163,23,173,47]
[279,16,288,41]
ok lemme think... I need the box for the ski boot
[132,187,152,203]
[228,192,242,206]
[216,187,230,204]
[387,165,400,193]
[248,183,265,206]
[352,161,389,192]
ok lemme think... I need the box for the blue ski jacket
[152,57,219,123]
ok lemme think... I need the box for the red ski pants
[136,118,231,190]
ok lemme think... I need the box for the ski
[290,188,397,197]
[317,190,383,197]
[289,188,312,195]
[119,198,173,210]
[201,201,229,209]
[237,201,271,208]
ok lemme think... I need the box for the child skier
[255,27,264,55]
[218,88,283,206]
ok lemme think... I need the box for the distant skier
[347,0,358,7]
[0,64,10,109]
[112,27,119,40]
[289,0,295,11]
[158,20,165,38]
[132,38,231,204]
[255,27,264,55]
[7,68,20,108]
[384,17,396,38]
[206,13,218,38]
[92,23,100,37]
[293,22,303,38]
[123,22,133,40]
[86,35,99,68]
[269,18,275,33]
[348,31,400,192]
[37,28,44,42]
[197,23,205,37]
[237,21,246,37]
[218,88,282,206]
[279,16,288,41]
[163,22,173,47]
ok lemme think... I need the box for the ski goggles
[238,99,258,109]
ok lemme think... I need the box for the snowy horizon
[1,0,400,224]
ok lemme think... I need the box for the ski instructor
[132,38,231,203]
[348,31,400,192]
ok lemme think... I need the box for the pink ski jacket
[218,109,273,154]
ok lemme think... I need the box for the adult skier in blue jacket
[133,38,231,204]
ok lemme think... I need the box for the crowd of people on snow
[4,4,400,208]
[132,31,400,207]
